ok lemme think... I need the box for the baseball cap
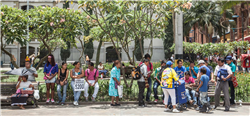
[198,60,205,65]
[166,61,173,66]
[226,56,232,61]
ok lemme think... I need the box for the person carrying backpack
[213,58,233,111]
[84,62,99,102]
[153,60,166,103]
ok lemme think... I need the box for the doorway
[106,46,121,63]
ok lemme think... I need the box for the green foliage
[164,14,174,59]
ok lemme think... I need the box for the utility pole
[26,0,29,59]
[174,11,183,66]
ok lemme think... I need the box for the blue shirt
[174,66,186,79]
[43,63,58,75]
[186,66,199,79]
[200,74,209,92]
[199,65,211,80]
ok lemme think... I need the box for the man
[138,59,149,107]
[205,60,215,83]
[174,60,186,79]
[213,58,232,111]
[186,61,199,79]
[197,60,210,80]
[21,58,38,82]
[153,61,166,103]
[84,62,99,101]
[139,53,153,102]
[226,56,236,105]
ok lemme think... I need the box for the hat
[166,61,173,66]
[226,56,232,61]
[198,60,205,65]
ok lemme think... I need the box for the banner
[74,79,85,91]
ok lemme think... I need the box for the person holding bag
[56,62,69,105]
[43,54,58,104]
[109,60,121,106]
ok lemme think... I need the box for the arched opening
[20,46,35,67]
[21,5,34,10]
[106,46,121,63]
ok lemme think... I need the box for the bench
[1,82,40,107]
[192,80,224,97]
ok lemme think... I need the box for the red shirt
[184,77,195,84]
[139,62,153,72]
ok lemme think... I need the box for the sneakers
[92,97,95,102]
[61,103,65,106]
[154,99,158,103]
[172,109,180,113]
[51,99,55,103]
[73,101,78,106]
[46,99,50,103]
[57,100,61,104]
[75,102,79,106]
[164,108,172,112]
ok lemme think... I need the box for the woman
[43,54,58,104]
[161,61,181,113]
[98,62,108,79]
[109,60,121,106]
[70,61,84,106]
[13,75,34,109]
[57,62,69,105]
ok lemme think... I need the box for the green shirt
[154,67,161,80]
[228,62,236,76]
[237,58,241,66]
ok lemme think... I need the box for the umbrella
[5,68,35,76]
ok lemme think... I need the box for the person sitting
[56,62,69,105]
[13,75,34,109]
[21,58,38,82]
[84,62,99,102]
[186,61,198,80]
[98,62,108,79]
[184,71,197,108]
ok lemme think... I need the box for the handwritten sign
[74,79,85,91]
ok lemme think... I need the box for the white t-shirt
[214,64,232,80]
[16,81,32,89]
[98,65,104,70]
[23,67,37,82]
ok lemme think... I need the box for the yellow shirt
[161,67,179,89]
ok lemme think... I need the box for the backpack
[132,64,144,80]
[158,66,167,80]
[217,68,230,81]
[87,69,98,80]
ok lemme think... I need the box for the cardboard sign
[74,79,85,91]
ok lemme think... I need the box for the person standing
[197,60,210,80]
[43,54,58,104]
[226,56,236,105]
[84,62,99,102]
[153,60,166,103]
[174,60,186,79]
[196,68,211,113]
[70,61,85,106]
[205,60,215,83]
[161,61,181,113]
[10,55,16,70]
[213,58,232,111]
[85,55,90,65]
[138,59,149,107]
[186,61,199,79]
[237,56,242,72]
[56,62,69,105]
[109,60,121,106]
[139,53,153,102]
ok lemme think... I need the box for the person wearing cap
[213,58,232,111]
[226,56,236,105]
[197,60,211,80]
[204,60,215,83]
[153,60,166,103]
[186,61,199,79]
[174,59,186,79]
[161,61,181,113]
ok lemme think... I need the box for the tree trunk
[95,39,102,68]
[138,38,144,61]
[1,47,19,68]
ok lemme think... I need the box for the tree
[29,6,86,69]
[0,5,27,68]
[164,13,174,60]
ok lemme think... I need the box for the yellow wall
[220,33,231,43]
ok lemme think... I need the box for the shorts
[45,77,56,83]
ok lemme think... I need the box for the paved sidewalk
[1,104,249,116]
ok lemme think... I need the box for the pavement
[1,104,249,116]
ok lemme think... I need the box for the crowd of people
[12,53,239,113]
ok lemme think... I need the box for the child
[196,67,210,113]
[184,72,197,107]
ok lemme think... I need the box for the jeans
[199,92,208,105]
[153,81,164,100]
[57,83,68,103]
[237,66,242,71]
[10,63,14,70]
[138,82,145,105]
[71,81,82,102]
[146,77,152,101]
[185,89,197,105]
